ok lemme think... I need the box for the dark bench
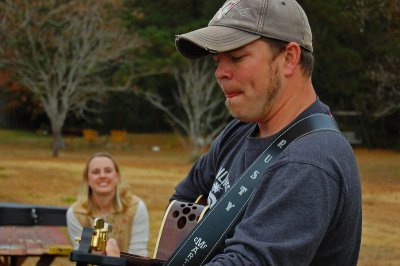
[0,202,72,266]
[0,202,68,226]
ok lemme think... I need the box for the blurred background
[0,1,399,265]
[1,0,399,156]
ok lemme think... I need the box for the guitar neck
[121,252,165,266]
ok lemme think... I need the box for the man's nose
[215,56,232,80]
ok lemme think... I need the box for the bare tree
[0,0,140,156]
[143,59,230,159]
[348,0,400,118]
[370,55,400,118]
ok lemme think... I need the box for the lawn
[0,129,399,265]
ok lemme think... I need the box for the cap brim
[175,26,260,59]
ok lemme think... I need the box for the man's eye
[231,56,243,61]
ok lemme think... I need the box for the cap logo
[213,0,241,22]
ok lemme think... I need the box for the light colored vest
[72,194,140,252]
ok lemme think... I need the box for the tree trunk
[52,126,65,157]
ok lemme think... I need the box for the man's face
[212,39,282,123]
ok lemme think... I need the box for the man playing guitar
[101,0,362,265]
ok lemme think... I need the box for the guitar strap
[164,114,341,266]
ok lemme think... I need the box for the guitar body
[153,196,209,260]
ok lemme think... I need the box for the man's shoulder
[288,129,352,159]
[283,130,359,186]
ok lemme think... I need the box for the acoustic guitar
[70,196,209,266]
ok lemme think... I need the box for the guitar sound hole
[177,216,187,229]
[188,214,196,221]
[192,206,197,210]
[182,207,190,215]
[172,211,179,218]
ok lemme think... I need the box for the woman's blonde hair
[76,152,131,212]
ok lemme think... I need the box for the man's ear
[283,42,301,77]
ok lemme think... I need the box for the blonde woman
[66,152,149,256]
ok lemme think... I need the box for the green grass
[63,196,76,203]
[0,128,52,147]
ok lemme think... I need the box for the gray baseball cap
[175,0,312,59]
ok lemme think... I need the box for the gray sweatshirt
[171,99,362,265]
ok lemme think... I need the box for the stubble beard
[225,67,281,121]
